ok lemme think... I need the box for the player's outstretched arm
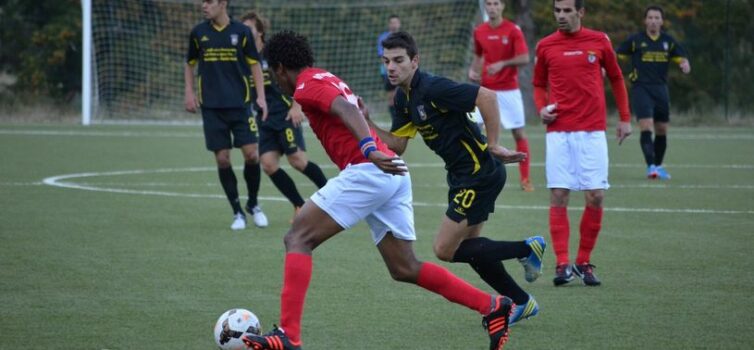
[357,96,409,155]
[475,87,501,145]
[330,96,406,175]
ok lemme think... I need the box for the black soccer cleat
[482,295,514,350]
[553,263,575,286]
[573,263,602,286]
[242,326,301,350]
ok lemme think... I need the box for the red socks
[577,206,603,265]
[549,206,570,265]
[280,253,312,345]
[515,138,530,181]
[417,262,491,315]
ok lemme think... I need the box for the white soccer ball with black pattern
[213,308,261,350]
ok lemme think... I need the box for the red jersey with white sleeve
[533,27,630,132]
[473,20,528,91]
[293,67,395,170]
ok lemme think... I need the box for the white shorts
[495,89,526,130]
[469,89,525,130]
[545,131,610,191]
[310,162,416,244]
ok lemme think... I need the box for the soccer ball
[213,308,261,350]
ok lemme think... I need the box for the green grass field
[1,123,752,349]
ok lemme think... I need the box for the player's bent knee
[386,262,421,283]
[283,226,319,253]
[433,244,455,262]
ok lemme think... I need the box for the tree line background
[0,0,751,123]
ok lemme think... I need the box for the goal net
[89,0,480,123]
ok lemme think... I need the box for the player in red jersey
[532,0,632,287]
[469,0,533,192]
[241,30,513,350]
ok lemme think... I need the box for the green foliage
[1,0,752,119]
[0,0,82,100]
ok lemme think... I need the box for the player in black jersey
[241,12,328,223]
[616,5,691,180]
[184,0,268,230]
[366,31,546,326]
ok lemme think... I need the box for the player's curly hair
[264,30,314,71]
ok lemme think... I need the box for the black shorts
[631,84,670,122]
[445,161,506,226]
[201,107,258,151]
[259,125,306,156]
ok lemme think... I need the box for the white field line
[3,128,754,140]
[10,180,754,191]
[40,168,754,215]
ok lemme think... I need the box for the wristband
[359,137,377,159]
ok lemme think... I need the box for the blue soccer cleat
[519,236,546,283]
[646,164,658,179]
[508,295,539,326]
[655,165,671,180]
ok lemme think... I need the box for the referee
[617,5,691,180]
[184,0,269,230]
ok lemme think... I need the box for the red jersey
[473,20,528,91]
[533,27,629,132]
[293,68,395,170]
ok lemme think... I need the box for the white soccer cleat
[249,205,268,228]
[230,213,246,231]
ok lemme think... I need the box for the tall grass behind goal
[89,0,479,123]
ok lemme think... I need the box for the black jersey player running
[184,0,268,230]
[241,12,328,223]
[616,5,691,180]
[366,31,546,326]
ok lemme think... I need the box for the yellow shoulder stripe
[246,57,259,65]
[392,122,418,139]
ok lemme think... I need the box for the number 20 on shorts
[453,189,476,208]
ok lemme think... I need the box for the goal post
[86,0,480,124]
[82,0,92,125]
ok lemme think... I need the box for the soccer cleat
[655,165,671,180]
[573,263,602,286]
[230,213,246,231]
[482,295,514,350]
[519,236,546,282]
[508,295,539,326]
[246,205,269,228]
[242,326,301,350]
[553,263,574,286]
[520,179,534,192]
[646,165,658,179]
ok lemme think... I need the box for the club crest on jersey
[502,36,509,45]
[230,34,238,45]
[587,52,597,64]
[663,41,669,51]
[417,105,428,121]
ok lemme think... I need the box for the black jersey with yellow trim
[186,19,260,108]
[391,69,495,179]
[250,59,295,130]
[616,31,687,85]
